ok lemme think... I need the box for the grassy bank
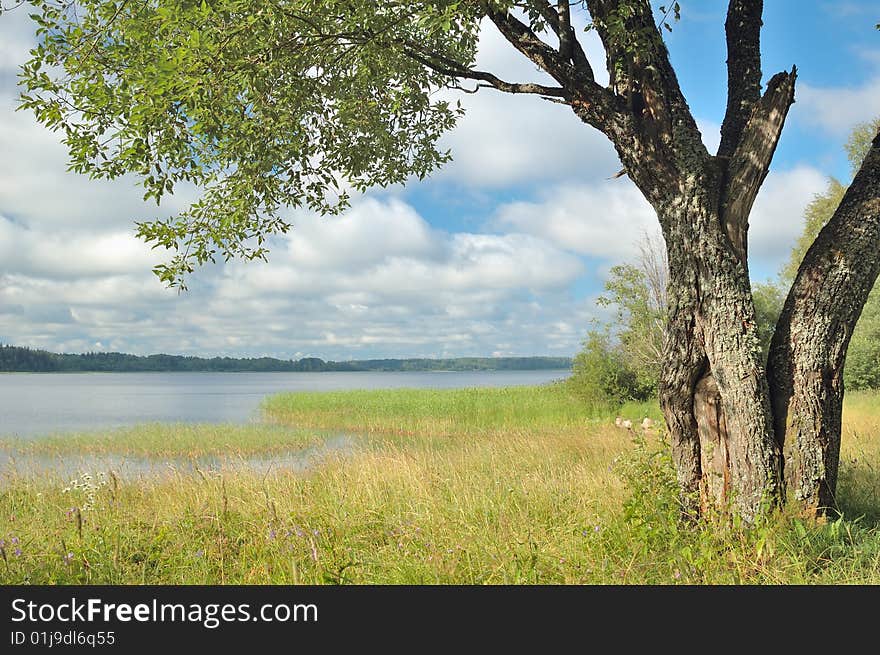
[1,386,878,584]
[262,384,662,440]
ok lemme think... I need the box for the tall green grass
[261,383,662,438]
[0,387,877,584]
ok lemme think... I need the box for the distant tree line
[0,345,570,373]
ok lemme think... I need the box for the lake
[0,370,570,438]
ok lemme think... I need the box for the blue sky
[0,2,878,360]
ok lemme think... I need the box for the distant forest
[0,344,571,373]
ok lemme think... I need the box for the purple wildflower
[14,548,22,557]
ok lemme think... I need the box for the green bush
[846,287,880,390]
[567,329,654,404]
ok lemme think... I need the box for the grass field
[1,385,878,584]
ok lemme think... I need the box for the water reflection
[0,370,569,437]
[0,434,356,483]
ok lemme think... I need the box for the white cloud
[433,17,618,188]
[436,91,620,188]
[214,200,584,302]
[0,193,593,358]
[282,198,444,270]
[0,216,167,279]
[0,8,34,78]
[748,166,829,276]
[492,181,657,261]
[796,77,880,135]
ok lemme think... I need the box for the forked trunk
[658,135,880,520]
[560,0,873,522]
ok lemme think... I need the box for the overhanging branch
[400,42,568,98]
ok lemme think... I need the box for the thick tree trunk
[768,133,880,513]
[657,171,783,522]
[563,1,877,523]
[635,69,793,524]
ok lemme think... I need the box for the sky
[1,1,879,361]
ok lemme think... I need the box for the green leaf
[18,0,478,287]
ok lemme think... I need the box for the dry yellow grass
[0,387,877,584]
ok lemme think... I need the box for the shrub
[567,329,654,404]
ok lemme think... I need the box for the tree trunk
[558,0,874,522]
[768,132,880,513]
[657,169,783,523]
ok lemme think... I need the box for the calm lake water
[0,370,569,438]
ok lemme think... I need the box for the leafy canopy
[18,0,490,287]
[13,0,688,288]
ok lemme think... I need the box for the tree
[570,232,666,404]
[847,296,880,390]
[780,179,847,283]
[777,119,880,394]
[750,281,784,364]
[10,1,880,521]
[597,232,667,394]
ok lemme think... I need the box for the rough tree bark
[575,0,791,521]
[768,134,880,512]
[414,0,878,521]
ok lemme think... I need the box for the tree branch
[481,4,615,130]
[720,67,796,265]
[400,41,568,98]
[557,0,574,60]
[581,0,706,199]
[528,0,595,79]
[719,0,764,158]
[483,4,582,87]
